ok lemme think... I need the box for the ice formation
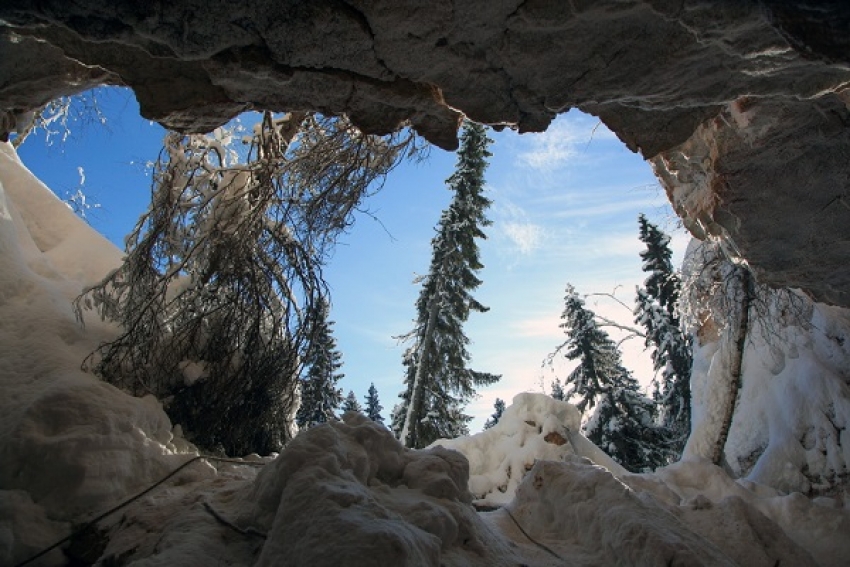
[2,141,850,566]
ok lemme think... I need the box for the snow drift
[83,411,850,567]
[682,240,850,494]
[0,142,208,566]
[432,392,626,504]
[1,141,850,566]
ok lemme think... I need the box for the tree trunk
[400,288,442,448]
[712,266,751,466]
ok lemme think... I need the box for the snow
[177,360,208,386]
[0,490,68,567]
[0,142,209,566]
[634,459,850,567]
[683,239,850,494]
[432,392,626,504]
[2,142,850,566]
[98,409,847,566]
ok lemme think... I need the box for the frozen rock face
[1,2,850,306]
[653,95,850,307]
[1,1,847,151]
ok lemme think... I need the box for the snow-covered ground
[432,392,627,504]
[2,140,849,566]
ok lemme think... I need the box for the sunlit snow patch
[432,392,626,504]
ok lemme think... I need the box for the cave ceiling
[1,1,848,305]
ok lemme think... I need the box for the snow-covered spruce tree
[295,298,344,430]
[393,121,501,449]
[633,214,692,454]
[392,370,474,444]
[364,382,385,425]
[583,380,671,472]
[341,390,363,414]
[77,112,419,456]
[555,284,672,471]
[556,285,623,413]
[484,398,506,430]
[550,378,565,401]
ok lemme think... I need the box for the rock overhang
[1,0,848,305]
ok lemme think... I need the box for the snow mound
[234,412,518,567]
[506,457,818,566]
[103,417,848,567]
[683,240,850,494]
[432,392,626,504]
[0,142,205,565]
[628,458,850,567]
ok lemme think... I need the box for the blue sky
[16,87,688,432]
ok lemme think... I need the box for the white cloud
[514,114,616,171]
[502,221,544,254]
[490,196,545,256]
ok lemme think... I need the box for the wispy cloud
[514,114,616,172]
[512,313,564,339]
[490,197,545,256]
[502,221,544,254]
[546,193,662,220]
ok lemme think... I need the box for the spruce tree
[633,214,692,453]
[364,382,385,425]
[341,390,363,414]
[637,215,679,310]
[560,285,623,413]
[557,284,671,471]
[550,378,565,401]
[393,121,501,449]
[583,379,671,472]
[484,398,506,429]
[295,298,344,429]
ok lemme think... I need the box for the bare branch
[594,316,646,339]
[75,112,425,455]
[587,288,633,313]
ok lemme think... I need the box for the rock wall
[653,95,850,307]
[1,1,849,304]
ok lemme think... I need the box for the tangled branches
[76,112,421,455]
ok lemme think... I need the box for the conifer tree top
[637,214,677,305]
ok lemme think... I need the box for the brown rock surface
[1,1,848,304]
[543,431,567,446]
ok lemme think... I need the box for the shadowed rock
[1,0,849,304]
